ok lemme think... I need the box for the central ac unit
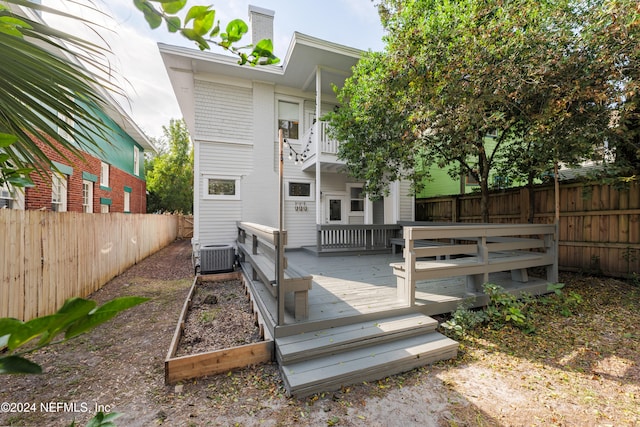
[200,244,235,274]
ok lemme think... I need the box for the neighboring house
[159,5,414,249]
[0,3,155,213]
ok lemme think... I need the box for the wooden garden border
[164,271,274,384]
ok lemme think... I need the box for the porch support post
[315,66,322,225]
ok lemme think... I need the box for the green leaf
[134,0,162,29]
[7,314,63,351]
[37,298,96,346]
[180,29,209,50]
[0,355,42,374]
[0,317,23,348]
[210,22,220,38]
[160,0,187,15]
[224,19,248,43]
[192,10,215,36]
[85,411,123,427]
[65,297,148,339]
[0,132,18,147]
[165,16,181,33]
[184,5,211,25]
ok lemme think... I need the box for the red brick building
[1,101,154,214]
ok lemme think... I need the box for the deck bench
[389,224,558,302]
[390,237,451,257]
[236,234,312,321]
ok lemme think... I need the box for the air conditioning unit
[200,244,235,274]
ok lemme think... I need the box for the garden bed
[165,271,273,384]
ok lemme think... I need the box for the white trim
[202,175,241,200]
[346,183,365,218]
[276,95,304,142]
[133,146,140,176]
[285,179,315,201]
[124,191,130,213]
[51,171,68,212]
[82,180,93,213]
[100,162,109,187]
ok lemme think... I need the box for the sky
[43,1,386,142]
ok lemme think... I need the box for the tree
[585,0,640,174]
[329,0,613,222]
[145,119,193,213]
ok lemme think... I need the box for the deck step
[280,331,458,397]
[276,313,438,364]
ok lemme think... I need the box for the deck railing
[390,223,558,306]
[316,224,402,253]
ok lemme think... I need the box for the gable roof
[159,31,363,96]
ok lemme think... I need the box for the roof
[158,31,363,96]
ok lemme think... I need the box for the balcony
[298,121,346,172]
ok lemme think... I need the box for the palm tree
[1,1,113,184]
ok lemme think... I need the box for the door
[324,193,345,224]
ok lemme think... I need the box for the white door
[324,193,345,224]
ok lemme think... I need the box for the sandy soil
[1,239,638,427]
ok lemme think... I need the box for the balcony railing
[300,121,341,159]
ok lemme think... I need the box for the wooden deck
[245,250,550,332]
[236,222,556,397]
[239,250,551,397]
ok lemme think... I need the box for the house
[0,3,155,214]
[159,5,415,251]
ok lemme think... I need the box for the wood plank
[277,313,438,363]
[281,333,458,396]
[165,340,274,384]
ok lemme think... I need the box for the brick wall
[25,135,147,213]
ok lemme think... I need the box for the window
[289,182,310,197]
[285,180,314,201]
[124,191,130,213]
[100,204,109,213]
[58,112,74,142]
[349,186,364,212]
[0,183,13,209]
[51,172,67,212]
[278,100,299,140]
[82,180,93,213]
[204,176,240,200]
[100,162,110,188]
[466,170,479,185]
[486,129,498,138]
[133,146,140,176]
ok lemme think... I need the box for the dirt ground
[1,239,638,426]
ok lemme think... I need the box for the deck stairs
[275,312,458,397]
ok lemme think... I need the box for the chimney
[248,5,275,47]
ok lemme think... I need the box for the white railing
[318,121,340,155]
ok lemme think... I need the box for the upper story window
[51,172,68,212]
[278,100,299,140]
[58,112,75,142]
[133,146,140,176]
[100,162,110,188]
[124,191,131,213]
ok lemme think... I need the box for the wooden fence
[416,181,640,278]
[1,210,179,321]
